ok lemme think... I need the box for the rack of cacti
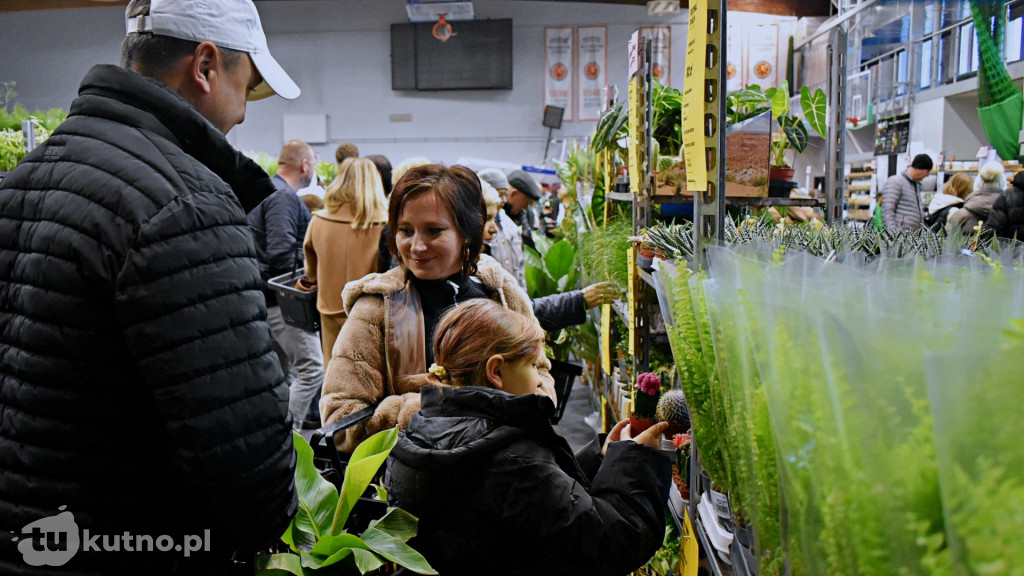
[644,217,1024,576]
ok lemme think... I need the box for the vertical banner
[726,24,745,92]
[683,0,708,191]
[545,27,574,121]
[640,26,672,84]
[577,26,607,121]
[746,24,779,89]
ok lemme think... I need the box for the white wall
[0,1,688,167]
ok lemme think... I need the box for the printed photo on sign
[640,27,671,84]
[746,24,779,89]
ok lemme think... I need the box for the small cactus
[656,389,691,427]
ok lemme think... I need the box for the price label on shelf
[679,508,699,576]
[601,304,611,375]
[627,248,635,356]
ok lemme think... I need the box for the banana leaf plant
[525,232,599,363]
[256,429,436,576]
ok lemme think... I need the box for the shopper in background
[873,193,885,231]
[304,157,389,366]
[391,155,432,189]
[947,160,1005,236]
[366,153,394,197]
[334,141,359,167]
[986,170,1024,241]
[249,140,324,429]
[882,153,933,230]
[506,169,543,248]
[924,172,972,233]
[478,167,526,288]
[0,0,299,572]
[320,164,554,452]
[387,299,672,576]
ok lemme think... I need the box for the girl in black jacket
[387,299,672,576]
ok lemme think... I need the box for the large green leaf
[331,427,398,534]
[780,115,809,154]
[531,231,553,257]
[523,245,544,274]
[351,548,386,573]
[800,85,828,139]
[255,552,308,576]
[361,528,438,574]
[766,82,790,120]
[524,264,544,299]
[366,507,420,542]
[285,431,339,551]
[307,533,370,569]
[544,240,576,281]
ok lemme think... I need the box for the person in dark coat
[986,170,1024,241]
[0,1,300,574]
[388,299,672,576]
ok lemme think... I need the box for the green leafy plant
[256,429,436,575]
[316,160,338,187]
[247,150,279,177]
[525,232,599,362]
[763,82,827,168]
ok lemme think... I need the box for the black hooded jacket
[987,176,1024,241]
[387,386,671,576]
[0,65,296,575]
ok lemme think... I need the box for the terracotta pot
[768,166,795,181]
[629,414,657,435]
[662,421,689,438]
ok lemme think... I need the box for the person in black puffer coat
[0,1,301,574]
[388,299,672,576]
[987,170,1024,241]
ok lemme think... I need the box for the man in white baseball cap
[0,1,300,574]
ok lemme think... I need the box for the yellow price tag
[626,247,635,356]
[627,77,641,195]
[682,0,708,191]
[600,303,612,376]
[679,508,700,576]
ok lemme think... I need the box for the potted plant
[255,429,436,575]
[656,388,691,438]
[764,81,827,190]
[630,372,662,434]
[670,433,692,501]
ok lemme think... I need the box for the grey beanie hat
[506,169,542,201]
[477,168,509,192]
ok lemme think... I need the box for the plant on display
[765,82,827,169]
[247,150,279,177]
[255,429,436,575]
[315,160,338,187]
[0,104,65,172]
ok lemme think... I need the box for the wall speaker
[542,105,564,130]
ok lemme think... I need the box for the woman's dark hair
[387,164,486,277]
[366,154,394,197]
[122,0,243,76]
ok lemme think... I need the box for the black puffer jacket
[986,179,1024,241]
[0,65,296,575]
[388,386,671,576]
[248,175,312,307]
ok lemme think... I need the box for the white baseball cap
[126,0,300,101]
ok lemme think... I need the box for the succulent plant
[656,389,691,427]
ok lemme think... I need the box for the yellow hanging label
[627,247,635,356]
[627,77,641,195]
[601,303,612,376]
[679,508,700,576]
[682,0,708,192]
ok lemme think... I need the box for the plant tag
[601,304,612,375]
[709,489,731,519]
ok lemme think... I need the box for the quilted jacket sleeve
[116,191,296,553]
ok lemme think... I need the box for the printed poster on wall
[726,24,744,92]
[639,26,671,84]
[545,27,574,121]
[576,26,607,121]
[746,24,779,89]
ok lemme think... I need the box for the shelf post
[692,0,727,267]
[826,25,848,225]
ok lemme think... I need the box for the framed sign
[545,27,574,121]
[577,26,607,121]
[639,26,671,84]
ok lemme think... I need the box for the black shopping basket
[268,268,320,333]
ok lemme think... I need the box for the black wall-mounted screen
[391,19,513,91]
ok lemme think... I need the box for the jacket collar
[75,64,275,213]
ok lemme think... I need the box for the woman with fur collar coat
[319,164,553,452]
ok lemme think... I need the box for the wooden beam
[730,0,832,17]
[1,0,127,12]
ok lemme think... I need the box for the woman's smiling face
[396,191,465,280]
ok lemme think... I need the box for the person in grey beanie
[506,169,542,249]
[882,154,933,230]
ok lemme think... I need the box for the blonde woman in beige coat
[320,164,553,452]
[304,158,389,366]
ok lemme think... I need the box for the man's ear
[485,355,504,389]
[189,41,220,96]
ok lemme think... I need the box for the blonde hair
[481,180,502,209]
[431,299,545,389]
[944,172,973,200]
[975,161,1007,192]
[323,157,387,229]
[392,156,432,189]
